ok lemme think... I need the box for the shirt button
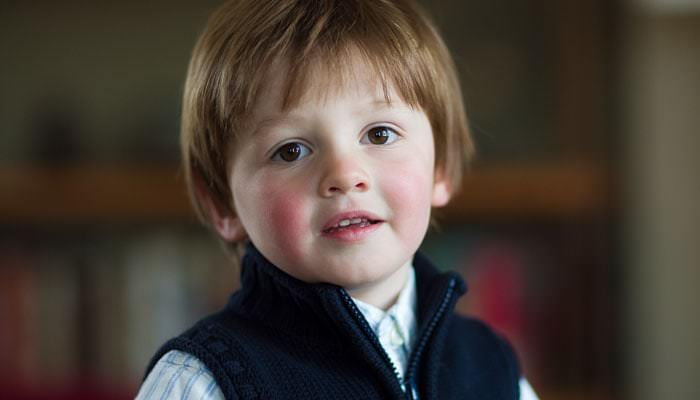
[389,327,404,347]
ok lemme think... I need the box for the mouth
[321,211,384,234]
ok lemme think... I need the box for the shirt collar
[351,265,418,350]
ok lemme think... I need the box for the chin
[330,262,400,289]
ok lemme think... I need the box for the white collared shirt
[351,264,418,381]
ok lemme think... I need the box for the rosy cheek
[259,189,307,262]
[382,164,433,243]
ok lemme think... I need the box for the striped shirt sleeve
[135,350,224,400]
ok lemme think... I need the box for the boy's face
[223,60,450,291]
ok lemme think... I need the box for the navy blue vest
[145,243,520,399]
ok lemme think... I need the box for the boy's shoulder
[448,313,508,343]
[143,309,262,391]
[444,313,521,378]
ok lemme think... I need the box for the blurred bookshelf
[0,0,620,398]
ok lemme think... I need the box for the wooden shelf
[0,161,610,225]
[0,164,194,225]
[442,160,611,221]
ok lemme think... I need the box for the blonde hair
[182,0,473,238]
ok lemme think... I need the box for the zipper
[402,277,456,395]
[339,290,406,396]
[339,276,457,400]
[405,380,418,400]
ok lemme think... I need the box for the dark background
[1,0,699,399]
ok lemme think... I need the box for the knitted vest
[145,243,520,399]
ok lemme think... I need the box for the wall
[622,3,700,399]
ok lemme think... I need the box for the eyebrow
[250,115,304,138]
[364,98,394,108]
[250,98,399,138]
[350,98,401,118]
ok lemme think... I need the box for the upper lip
[321,210,384,232]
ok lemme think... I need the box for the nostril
[321,171,370,196]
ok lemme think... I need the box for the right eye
[271,142,311,162]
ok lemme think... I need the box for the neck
[345,262,410,310]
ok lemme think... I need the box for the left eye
[361,126,400,145]
[271,142,312,162]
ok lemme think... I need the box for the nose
[318,152,370,197]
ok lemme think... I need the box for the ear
[194,175,247,242]
[431,168,452,208]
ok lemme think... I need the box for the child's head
[182,0,473,287]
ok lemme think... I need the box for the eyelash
[270,125,401,163]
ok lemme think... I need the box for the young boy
[137,0,538,399]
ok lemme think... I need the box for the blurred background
[1,0,698,399]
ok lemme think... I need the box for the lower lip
[321,222,383,242]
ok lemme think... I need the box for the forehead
[253,52,397,117]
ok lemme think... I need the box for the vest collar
[226,241,468,397]
[230,242,466,331]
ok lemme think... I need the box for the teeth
[335,217,369,228]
